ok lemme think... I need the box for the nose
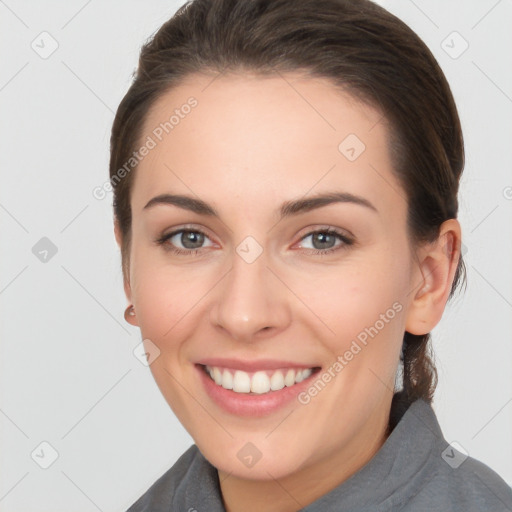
[209,247,292,343]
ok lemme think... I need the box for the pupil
[183,231,204,249]
[314,232,334,249]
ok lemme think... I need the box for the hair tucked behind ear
[109,0,467,427]
[389,332,438,432]
[389,257,466,432]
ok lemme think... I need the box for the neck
[218,397,392,512]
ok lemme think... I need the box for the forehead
[131,71,404,220]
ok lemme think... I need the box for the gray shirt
[126,398,512,511]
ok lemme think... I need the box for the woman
[110,0,512,510]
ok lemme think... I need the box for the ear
[114,216,123,248]
[114,219,138,326]
[405,219,462,335]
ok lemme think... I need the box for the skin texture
[115,72,461,512]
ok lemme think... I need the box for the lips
[194,358,321,416]
[204,365,314,394]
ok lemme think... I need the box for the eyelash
[155,226,354,257]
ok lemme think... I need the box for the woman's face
[122,72,422,481]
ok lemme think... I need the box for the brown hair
[109,0,467,429]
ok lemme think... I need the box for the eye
[155,225,354,257]
[155,227,214,255]
[296,228,354,255]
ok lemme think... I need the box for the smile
[204,365,315,394]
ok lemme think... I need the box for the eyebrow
[143,191,378,218]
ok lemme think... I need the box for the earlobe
[405,219,462,335]
[124,304,139,326]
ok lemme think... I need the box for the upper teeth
[205,365,313,394]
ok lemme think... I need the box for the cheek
[130,250,187,343]
[293,254,407,365]
[130,246,220,351]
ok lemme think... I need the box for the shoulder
[382,399,512,512]
[403,435,512,511]
[125,444,203,512]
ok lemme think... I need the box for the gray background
[1,0,511,510]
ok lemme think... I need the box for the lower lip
[196,364,319,417]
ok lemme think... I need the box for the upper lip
[196,358,320,372]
